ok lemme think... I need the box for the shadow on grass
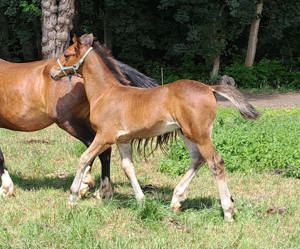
[11,173,74,191]
[11,175,217,212]
[112,182,216,212]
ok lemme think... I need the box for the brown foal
[50,34,259,221]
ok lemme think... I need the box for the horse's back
[0,59,54,131]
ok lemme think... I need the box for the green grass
[160,108,300,178]
[0,109,300,249]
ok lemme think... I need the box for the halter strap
[57,47,93,77]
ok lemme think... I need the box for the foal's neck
[82,51,120,102]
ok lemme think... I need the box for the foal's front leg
[117,143,145,201]
[69,134,111,206]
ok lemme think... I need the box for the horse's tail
[117,60,158,88]
[211,85,260,119]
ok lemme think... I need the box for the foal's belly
[116,121,180,143]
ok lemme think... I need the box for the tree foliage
[0,0,299,87]
[0,0,41,61]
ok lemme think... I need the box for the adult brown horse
[0,51,157,198]
[50,34,259,221]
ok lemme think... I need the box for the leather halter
[56,47,93,77]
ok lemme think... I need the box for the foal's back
[115,79,217,117]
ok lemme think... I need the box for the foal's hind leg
[197,137,235,222]
[0,148,14,197]
[170,137,204,212]
[117,143,145,201]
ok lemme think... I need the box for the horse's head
[50,33,94,81]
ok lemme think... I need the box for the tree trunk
[211,55,220,78]
[41,0,75,59]
[245,1,263,67]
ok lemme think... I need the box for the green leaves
[159,108,300,178]
[224,59,300,88]
[20,0,41,17]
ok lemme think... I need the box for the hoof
[0,185,15,197]
[136,195,145,206]
[224,207,236,222]
[93,190,103,200]
[171,204,182,213]
[0,170,14,197]
[68,194,78,208]
[79,182,92,198]
[95,177,113,199]
[224,216,234,222]
[79,171,95,198]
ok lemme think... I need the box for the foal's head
[50,33,94,80]
[50,34,131,85]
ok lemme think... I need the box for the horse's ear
[72,34,78,44]
[79,33,94,46]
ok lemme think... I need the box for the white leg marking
[171,137,204,211]
[0,170,14,197]
[207,158,235,222]
[215,177,234,222]
[118,143,145,201]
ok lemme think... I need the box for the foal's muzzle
[51,74,61,81]
[50,69,62,81]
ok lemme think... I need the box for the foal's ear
[72,34,78,43]
[79,33,94,46]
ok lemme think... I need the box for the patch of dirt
[23,139,52,144]
[219,92,300,108]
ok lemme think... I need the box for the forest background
[0,0,299,89]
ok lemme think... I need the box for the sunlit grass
[0,109,299,249]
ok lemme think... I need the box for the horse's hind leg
[57,121,113,198]
[95,147,113,199]
[170,136,205,212]
[0,148,14,197]
[197,136,235,222]
[117,143,144,201]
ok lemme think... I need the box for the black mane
[92,41,131,86]
[92,41,158,88]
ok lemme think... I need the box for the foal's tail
[211,85,260,119]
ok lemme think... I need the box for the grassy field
[0,108,300,249]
